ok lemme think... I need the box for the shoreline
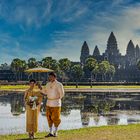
[0,85,140,94]
[0,88,140,93]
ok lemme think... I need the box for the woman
[24,79,42,139]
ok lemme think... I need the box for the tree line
[0,57,116,83]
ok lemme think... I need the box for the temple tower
[80,41,90,64]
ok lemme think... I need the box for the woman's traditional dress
[25,89,42,133]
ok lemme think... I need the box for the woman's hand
[37,82,42,90]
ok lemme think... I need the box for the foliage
[42,57,59,71]
[27,58,37,68]
[84,58,97,72]
[58,58,71,82]
[71,64,84,87]
[4,56,116,82]
[59,58,71,72]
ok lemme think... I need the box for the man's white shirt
[41,80,64,107]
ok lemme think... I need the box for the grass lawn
[0,85,29,90]
[0,124,140,140]
[64,85,140,89]
[1,85,140,91]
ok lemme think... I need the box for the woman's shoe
[29,133,32,139]
[31,132,34,139]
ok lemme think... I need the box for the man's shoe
[53,132,58,137]
[45,133,54,137]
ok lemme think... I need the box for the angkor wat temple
[80,32,140,82]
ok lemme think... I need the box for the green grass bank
[0,85,140,90]
[0,124,139,140]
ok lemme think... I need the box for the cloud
[0,33,43,64]
[41,0,140,59]
[74,1,140,55]
[0,0,53,27]
[40,30,84,61]
[41,41,82,62]
[0,0,89,28]
[1,0,140,63]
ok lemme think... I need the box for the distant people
[38,72,64,137]
[24,79,42,139]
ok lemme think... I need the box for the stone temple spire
[126,40,136,66]
[105,32,119,56]
[126,40,135,58]
[80,41,90,64]
[135,44,140,59]
[93,45,100,57]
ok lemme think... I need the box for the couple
[24,72,64,139]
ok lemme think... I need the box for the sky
[0,0,140,64]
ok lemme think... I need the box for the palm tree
[11,58,20,80]
[42,57,53,69]
[93,64,99,81]
[98,61,110,81]
[27,58,39,80]
[108,65,115,81]
[58,58,71,83]
[19,60,27,80]
[42,57,59,71]
[27,58,37,68]
[0,63,9,70]
[71,64,84,88]
[51,59,59,73]
[11,58,27,81]
[41,57,59,80]
[84,58,97,87]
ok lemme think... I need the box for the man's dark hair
[49,72,56,77]
[29,79,36,83]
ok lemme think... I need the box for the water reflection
[0,91,140,134]
[11,94,25,116]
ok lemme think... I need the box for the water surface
[0,91,140,134]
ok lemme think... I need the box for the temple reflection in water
[0,91,140,127]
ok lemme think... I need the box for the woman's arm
[37,82,48,96]
[24,90,28,103]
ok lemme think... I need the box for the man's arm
[58,83,65,99]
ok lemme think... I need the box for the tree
[40,57,59,81]
[98,61,110,81]
[11,58,27,81]
[71,64,84,88]
[42,57,59,72]
[42,57,53,69]
[19,60,27,80]
[11,58,20,80]
[84,58,97,87]
[41,57,59,80]
[58,58,71,82]
[93,64,99,81]
[0,63,9,70]
[51,59,59,73]
[27,58,37,68]
[42,57,59,71]
[108,65,115,81]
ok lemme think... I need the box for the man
[38,72,64,137]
